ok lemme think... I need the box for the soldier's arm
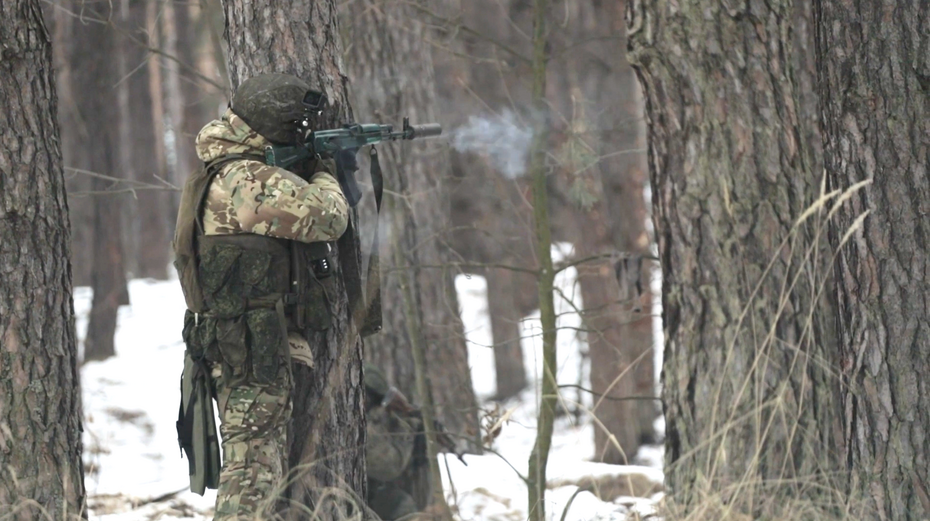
[217,160,349,242]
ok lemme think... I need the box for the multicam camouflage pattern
[211,361,292,520]
[195,108,349,243]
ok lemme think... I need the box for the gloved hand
[334,148,362,207]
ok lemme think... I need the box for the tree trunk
[343,0,480,447]
[546,0,657,463]
[627,0,843,514]
[122,0,170,280]
[175,0,215,174]
[52,6,94,288]
[816,1,930,519]
[222,1,366,516]
[74,1,130,362]
[486,267,528,400]
[0,0,87,517]
[342,0,481,510]
[440,0,537,401]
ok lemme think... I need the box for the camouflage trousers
[210,361,293,520]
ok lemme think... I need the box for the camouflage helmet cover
[363,362,391,398]
[231,73,320,145]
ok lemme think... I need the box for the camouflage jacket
[195,108,348,243]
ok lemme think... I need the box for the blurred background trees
[42,0,659,516]
[47,0,659,466]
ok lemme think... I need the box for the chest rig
[174,155,336,387]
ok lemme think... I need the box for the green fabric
[368,482,418,521]
[363,362,391,398]
[181,352,221,494]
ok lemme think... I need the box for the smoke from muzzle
[451,110,533,179]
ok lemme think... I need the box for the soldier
[173,73,353,520]
[363,363,422,520]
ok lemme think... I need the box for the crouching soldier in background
[172,73,351,520]
[364,363,422,520]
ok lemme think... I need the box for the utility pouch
[215,317,249,386]
[290,242,335,332]
[177,351,221,495]
[304,263,334,332]
[246,308,286,385]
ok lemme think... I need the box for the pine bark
[815,1,930,519]
[0,0,86,517]
[627,0,843,513]
[222,1,366,516]
[73,1,130,362]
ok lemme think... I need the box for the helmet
[230,73,325,145]
[363,362,390,398]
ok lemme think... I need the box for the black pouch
[304,266,334,332]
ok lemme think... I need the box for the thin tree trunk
[548,0,657,463]
[52,6,94,288]
[0,0,86,517]
[627,0,843,514]
[222,1,366,516]
[175,0,214,173]
[75,1,130,362]
[816,1,930,519]
[122,0,169,280]
[486,267,528,400]
[525,1,556,520]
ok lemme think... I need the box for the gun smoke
[451,110,533,179]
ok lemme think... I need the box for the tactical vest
[174,155,336,387]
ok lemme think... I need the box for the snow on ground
[76,244,663,520]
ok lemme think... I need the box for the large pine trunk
[627,0,844,514]
[0,0,87,517]
[73,1,130,362]
[815,1,930,519]
[222,1,367,516]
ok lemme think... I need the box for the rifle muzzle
[408,123,442,139]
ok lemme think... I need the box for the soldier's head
[230,73,327,146]
[364,362,390,407]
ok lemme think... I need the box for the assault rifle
[264,118,441,203]
[381,385,468,466]
[265,118,442,170]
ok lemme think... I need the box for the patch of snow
[77,243,664,520]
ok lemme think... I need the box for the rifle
[264,118,442,204]
[381,386,468,466]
